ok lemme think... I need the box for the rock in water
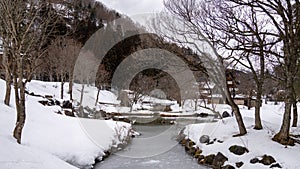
[270,163,282,168]
[204,154,215,165]
[222,165,235,169]
[229,145,249,155]
[212,152,228,168]
[199,135,210,144]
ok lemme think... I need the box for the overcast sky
[97,0,165,16]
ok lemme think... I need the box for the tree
[0,0,58,144]
[188,0,279,130]
[47,37,81,100]
[228,0,300,145]
[157,0,247,135]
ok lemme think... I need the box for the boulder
[64,110,75,117]
[250,158,259,164]
[62,100,72,109]
[194,148,203,158]
[204,154,215,165]
[229,145,249,155]
[212,152,228,168]
[199,135,210,144]
[260,155,276,165]
[222,111,230,118]
[235,162,244,168]
[197,155,205,164]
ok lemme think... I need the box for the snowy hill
[0,79,132,169]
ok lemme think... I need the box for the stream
[94,125,208,169]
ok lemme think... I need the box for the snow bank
[184,103,300,169]
[0,79,132,168]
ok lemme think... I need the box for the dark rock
[229,145,249,155]
[197,155,205,164]
[204,154,215,165]
[45,95,53,99]
[194,148,202,158]
[48,99,55,106]
[199,135,210,144]
[64,110,75,117]
[180,138,187,146]
[270,163,282,168]
[236,162,244,168]
[260,155,276,165]
[222,165,235,169]
[212,152,228,168]
[250,158,259,164]
[55,100,61,106]
[198,112,209,117]
[164,105,172,112]
[38,100,48,106]
[222,111,231,118]
[188,146,197,155]
[217,140,224,143]
[62,100,72,109]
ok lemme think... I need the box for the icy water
[94,125,208,169]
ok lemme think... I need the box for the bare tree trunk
[3,48,11,106]
[60,73,64,100]
[4,67,11,106]
[254,85,263,130]
[292,100,298,127]
[225,84,247,136]
[68,71,73,101]
[273,78,294,145]
[79,84,85,107]
[95,87,100,106]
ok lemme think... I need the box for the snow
[0,79,132,169]
[184,103,300,169]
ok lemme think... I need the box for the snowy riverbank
[0,79,132,169]
[183,103,300,169]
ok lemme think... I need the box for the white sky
[97,0,164,16]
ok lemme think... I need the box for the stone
[194,148,203,158]
[236,162,244,168]
[212,152,228,168]
[198,155,205,164]
[62,100,72,109]
[229,145,249,155]
[270,163,282,168]
[250,158,259,164]
[199,135,210,144]
[260,155,276,165]
[222,165,235,169]
[204,154,215,165]
[64,110,75,117]
[222,111,231,118]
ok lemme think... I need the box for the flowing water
[94,125,208,169]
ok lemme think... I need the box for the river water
[94,125,208,169]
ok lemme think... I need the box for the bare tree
[0,0,58,143]
[156,0,247,135]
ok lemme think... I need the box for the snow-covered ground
[184,103,300,169]
[0,79,132,169]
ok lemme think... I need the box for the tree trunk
[292,99,298,127]
[60,74,64,100]
[79,84,85,107]
[13,82,26,144]
[3,48,11,106]
[68,70,73,100]
[273,78,294,145]
[254,85,263,130]
[4,69,11,106]
[95,88,100,106]
[225,83,247,136]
